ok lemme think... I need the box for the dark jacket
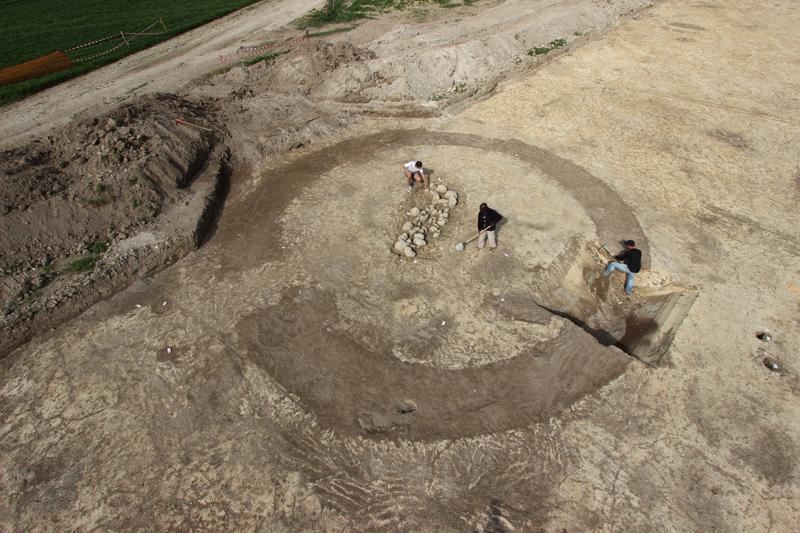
[615,249,642,273]
[478,207,503,231]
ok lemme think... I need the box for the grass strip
[241,49,290,67]
[66,241,108,273]
[295,0,475,28]
[527,38,567,56]
[308,25,360,38]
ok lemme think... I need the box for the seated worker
[477,202,503,250]
[603,240,642,295]
[403,160,430,192]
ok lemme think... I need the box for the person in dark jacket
[477,203,503,250]
[603,240,642,295]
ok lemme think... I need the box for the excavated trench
[530,240,697,367]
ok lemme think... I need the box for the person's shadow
[494,216,508,243]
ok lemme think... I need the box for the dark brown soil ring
[222,130,646,441]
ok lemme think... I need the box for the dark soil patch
[237,286,630,441]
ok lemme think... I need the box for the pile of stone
[392,184,459,258]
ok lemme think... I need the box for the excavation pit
[530,240,697,367]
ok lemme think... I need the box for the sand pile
[231,0,655,106]
[190,0,654,169]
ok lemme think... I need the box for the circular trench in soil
[216,130,648,441]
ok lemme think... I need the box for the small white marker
[162,301,167,306]
[135,304,142,308]
[441,321,446,326]
[166,347,172,354]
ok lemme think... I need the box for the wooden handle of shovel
[464,228,489,245]
[598,244,615,260]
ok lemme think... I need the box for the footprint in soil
[356,400,418,434]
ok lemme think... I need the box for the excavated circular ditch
[222,130,671,440]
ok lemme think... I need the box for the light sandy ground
[2,0,800,531]
[0,0,320,149]
[449,0,800,528]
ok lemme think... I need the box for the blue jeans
[603,262,635,294]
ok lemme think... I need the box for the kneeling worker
[403,160,429,192]
[603,240,641,295]
[477,203,503,250]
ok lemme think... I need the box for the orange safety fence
[67,19,168,63]
[0,18,168,86]
[0,51,74,86]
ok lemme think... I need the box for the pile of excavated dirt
[194,0,655,166]
[200,41,375,166]
[214,0,654,108]
[0,93,228,355]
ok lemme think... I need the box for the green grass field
[295,0,474,27]
[0,0,264,106]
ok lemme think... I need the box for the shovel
[598,243,615,259]
[454,228,489,251]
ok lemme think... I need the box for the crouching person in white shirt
[403,160,429,192]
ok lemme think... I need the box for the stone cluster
[392,184,459,258]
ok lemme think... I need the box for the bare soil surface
[2,0,800,531]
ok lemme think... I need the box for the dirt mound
[0,93,228,357]
[192,0,655,166]
[252,0,654,106]
[1,95,212,266]
[311,40,378,72]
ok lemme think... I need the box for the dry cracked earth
[2,0,800,531]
